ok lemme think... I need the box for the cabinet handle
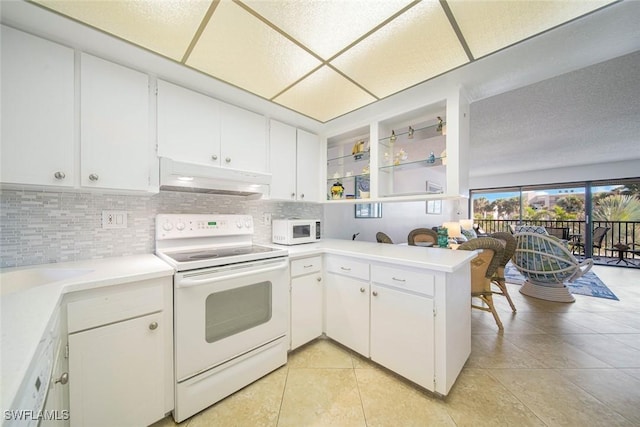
[340,267,351,271]
[54,171,66,180]
[149,321,158,330]
[225,157,231,163]
[300,193,305,199]
[372,291,378,296]
[291,193,296,199]
[304,264,314,268]
[392,277,406,282]
[89,173,99,181]
[317,276,322,282]
[54,372,69,385]
[360,287,365,293]
[211,154,218,161]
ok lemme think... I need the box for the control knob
[176,222,186,231]
[162,221,173,231]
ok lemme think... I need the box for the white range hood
[159,157,270,199]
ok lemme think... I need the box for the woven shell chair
[376,232,393,244]
[512,232,594,303]
[407,228,438,246]
[458,237,506,330]
[489,232,517,312]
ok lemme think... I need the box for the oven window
[292,224,311,239]
[204,282,272,343]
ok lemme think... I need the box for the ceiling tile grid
[31,0,618,123]
[330,0,468,99]
[186,1,322,99]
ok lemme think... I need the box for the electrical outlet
[262,212,272,226]
[102,211,128,229]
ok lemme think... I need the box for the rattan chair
[458,237,506,330]
[376,232,393,244]
[407,228,438,246]
[513,232,594,303]
[489,232,517,312]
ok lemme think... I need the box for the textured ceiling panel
[186,1,322,99]
[33,0,211,61]
[449,0,616,59]
[29,0,623,123]
[331,0,468,98]
[273,66,376,123]
[242,0,414,60]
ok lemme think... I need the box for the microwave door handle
[178,262,288,287]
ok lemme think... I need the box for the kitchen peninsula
[1,239,475,424]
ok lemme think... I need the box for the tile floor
[153,265,640,426]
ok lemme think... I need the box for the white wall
[324,199,469,244]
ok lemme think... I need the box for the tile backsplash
[0,189,323,268]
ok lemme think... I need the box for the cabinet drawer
[68,285,163,333]
[326,256,369,281]
[371,265,434,297]
[291,256,322,277]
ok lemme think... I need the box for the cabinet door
[80,53,150,191]
[269,120,297,200]
[290,273,323,350]
[157,80,221,166]
[68,312,164,427]
[41,338,70,427]
[325,273,369,356]
[296,129,320,202]
[1,25,75,187]
[370,284,434,390]
[220,103,267,172]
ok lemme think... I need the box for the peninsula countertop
[283,239,477,272]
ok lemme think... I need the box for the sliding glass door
[470,178,640,267]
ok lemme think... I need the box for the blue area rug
[504,262,619,301]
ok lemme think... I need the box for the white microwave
[272,219,321,245]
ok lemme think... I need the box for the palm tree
[593,195,640,248]
[473,197,490,218]
[593,195,640,221]
[556,196,584,216]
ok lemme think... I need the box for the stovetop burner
[155,214,288,271]
[165,245,280,263]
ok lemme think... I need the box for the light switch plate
[102,211,128,229]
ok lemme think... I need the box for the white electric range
[155,214,289,422]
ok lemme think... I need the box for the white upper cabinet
[269,120,320,202]
[80,53,151,191]
[296,129,321,202]
[157,81,267,174]
[1,25,75,187]
[219,103,267,173]
[157,80,221,166]
[269,120,297,200]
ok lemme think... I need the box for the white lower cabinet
[370,284,434,390]
[321,256,462,394]
[324,256,370,356]
[65,278,172,427]
[290,256,323,350]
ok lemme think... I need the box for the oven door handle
[178,262,288,287]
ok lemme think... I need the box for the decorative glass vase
[437,227,449,248]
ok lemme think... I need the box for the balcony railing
[475,219,640,266]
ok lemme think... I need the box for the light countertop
[1,239,477,410]
[283,239,477,272]
[0,254,174,410]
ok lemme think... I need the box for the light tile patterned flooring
[153,265,640,426]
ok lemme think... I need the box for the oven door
[174,257,289,382]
